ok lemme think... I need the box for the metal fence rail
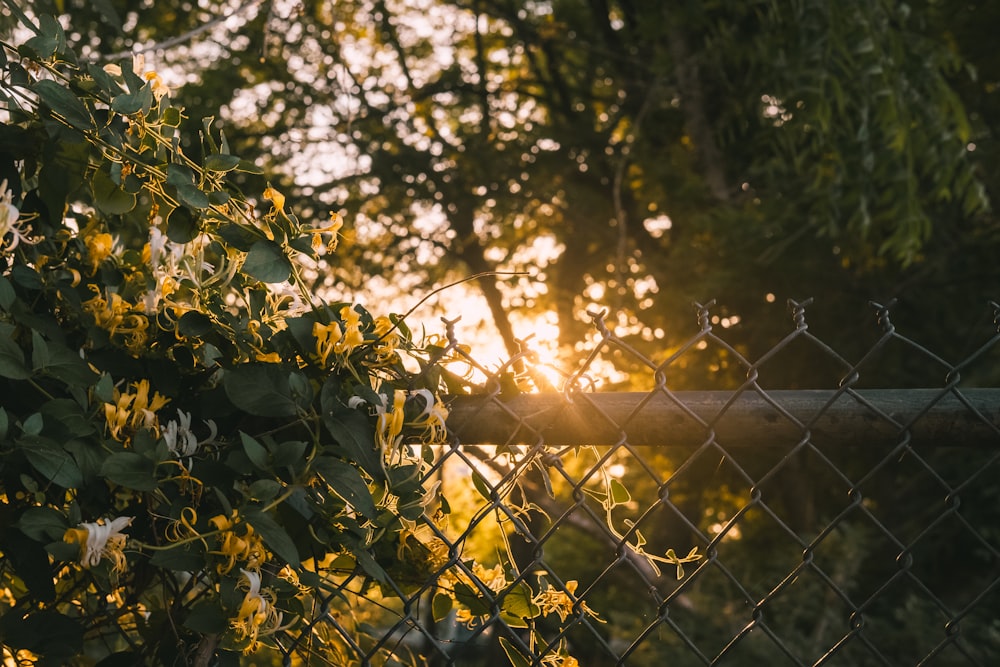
[285,298,1000,666]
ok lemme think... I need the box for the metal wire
[272,298,1000,666]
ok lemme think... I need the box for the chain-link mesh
[267,298,1000,666]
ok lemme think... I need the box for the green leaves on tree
[33,79,94,130]
[243,240,291,283]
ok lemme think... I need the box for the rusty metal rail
[447,389,1000,448]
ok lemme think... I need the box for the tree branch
[89,0,267,63]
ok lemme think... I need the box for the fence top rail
[445,388,1000,448]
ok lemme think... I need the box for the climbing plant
[0,5,707,664]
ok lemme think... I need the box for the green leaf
[472,470,493,502]
[22,412,43,436]
[42,14,67,50]
[351,546,388,582]
[94,372,114,403]
[183,601,229,634]
[217,223,258,251]
[608,477,631,507]
[432,593,454,623]
[11,264,43,290]
[166,164,210,209]
[101,451,157,491]
[500,582,540,627]
[235,158,265,174]
[46,540,81,562]
[321,403,385,481]
[30,329,48,368]
[40,399,97,438]
[387,463,422,495]
[0,323,30,379]
[204,153,241,172]
[175,183,210,209]
[313,457,378,520]
[224,365,304,417]
[19,436,84,487]
[209,189,231,205]
[0,276,15,309]
[0,529,56,602]
[110,87,152,115]
[0,609,84,661]
[150,542,204,571]
[243,240,291,283]
[166,163,196,187]
[161,106,182,126]
[177,310,213,337]
[245,510,300,567]
[92,166,136,215]
[452,581,492,616]
[31,331,97,387]
[65,439,105,480]
[499,637,532,667]
[247,479,282,502]
[240,431,270,469]
[272,440,308,469]
[25,34,58,60]
[166,205,201,243]
[86,63,121,96]
[34,79,94,130]
[16,506,68,542]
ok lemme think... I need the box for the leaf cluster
[0,8,475,663]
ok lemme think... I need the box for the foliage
[0,7,669,665]
[43,0,999,382]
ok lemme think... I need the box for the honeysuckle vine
[0,7,701,665]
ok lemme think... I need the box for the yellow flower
[103,379,170,442]
[143,70,170,101]
[311,211,343,253]
[263,185,285,212]
[336,306,365,355]
[533,580,602,623]
[63,516,132,572]
[370,316,400,364]
[231,568,283,654]
[541,651,581,667]
[375,391,406,451]
[312,307,366,367]
[277,564,308,593]
[455,607,479,629]
[472,562,508,594]
[83,289,128,331]
[312,320,343,368]
[83,288,149,353]
[83,285,149,355]
[210,513,268,574]
[85,231,115,274]
[164,507,200,544]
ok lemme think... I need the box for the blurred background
[15,0,1000,389]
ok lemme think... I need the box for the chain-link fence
[272,298,1000,666]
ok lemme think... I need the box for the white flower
[163,409,217,458]
[0,179,33,252]
[231,568,284,653]
[64,516,133,572]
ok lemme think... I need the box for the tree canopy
[18,0,1000,382]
